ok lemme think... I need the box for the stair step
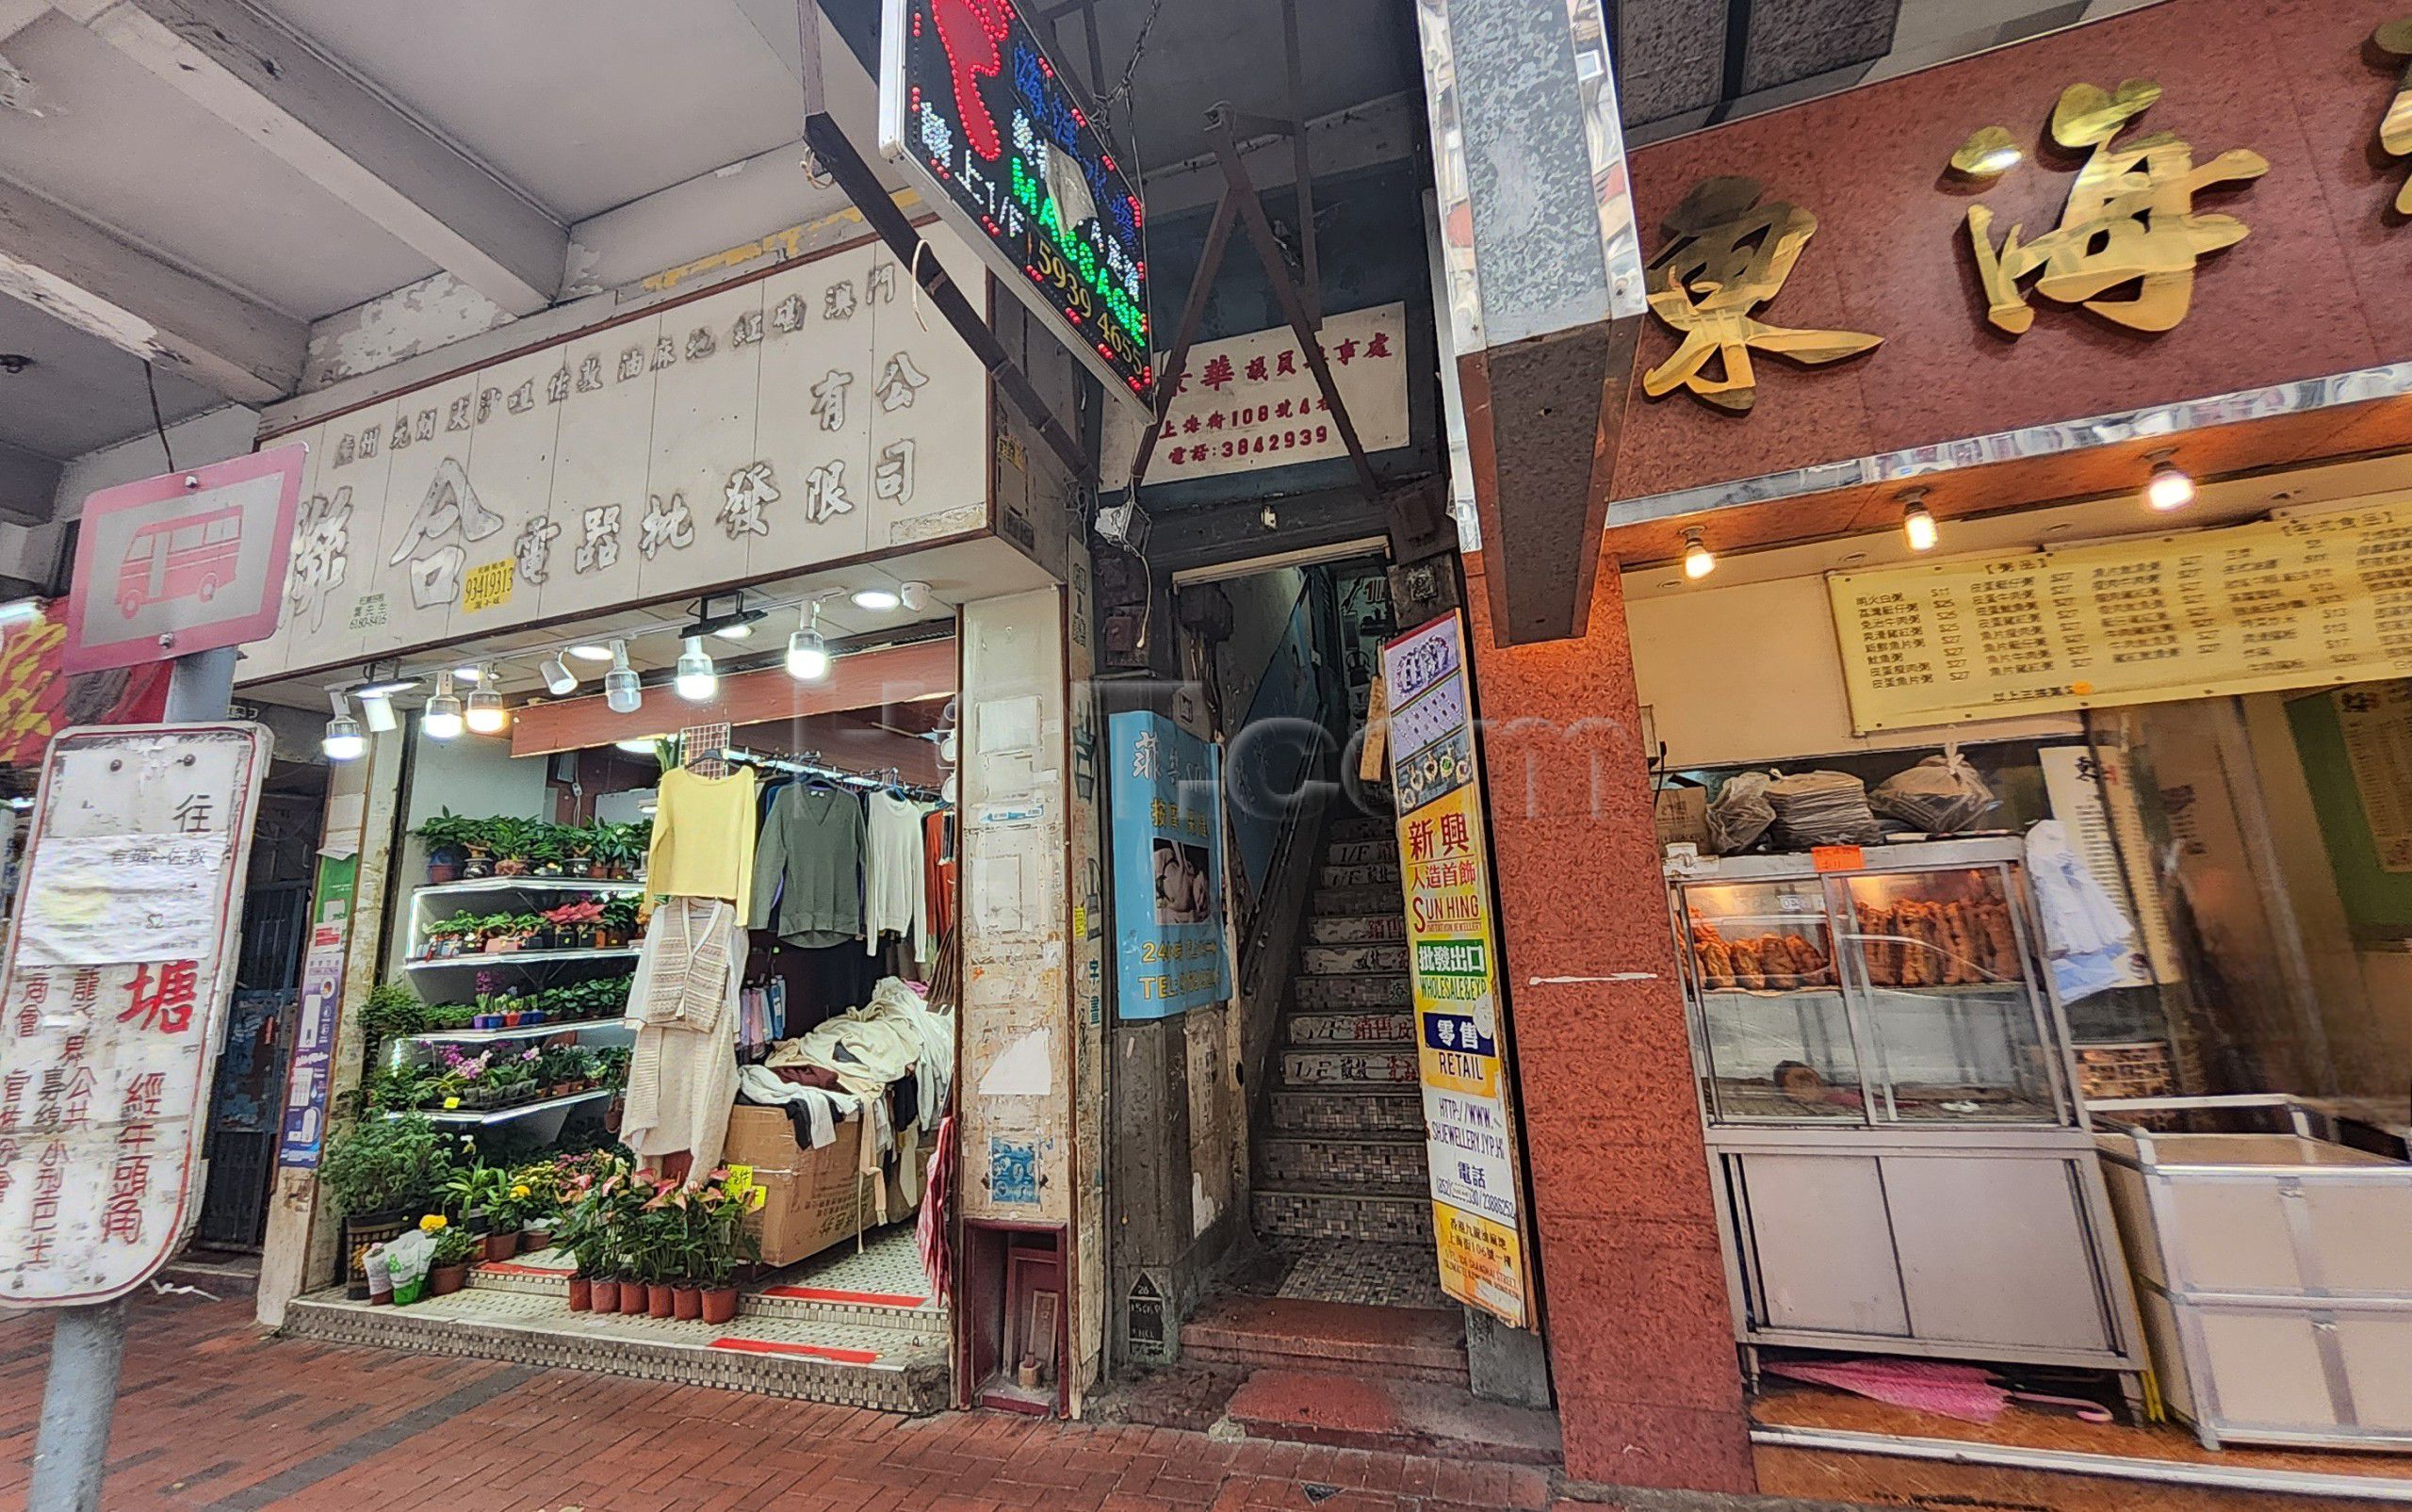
[1299,943,1407,977]
[282,1287,948,1411]
[1323,838,1388,866]
[1225,1369,1562,1464]
[1326,816,1392,845]
[1310,886,1401,919]
[1256,1134,1427,1195]
[1181,1296,1465,1385]
[1282,1049,1418,1088]
[1295,975,1411,1010]
[1306,913,1405,945]
[1318,861,1400,888]
[1271,1089,1424,1135]
[467,1252,947,1338]
[1252,1188,1436,1246]
[1285,1009,1414,1048]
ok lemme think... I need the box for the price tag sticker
[1811,844,1866,873]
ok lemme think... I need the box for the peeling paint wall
[301,273,512,393]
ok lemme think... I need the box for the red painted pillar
[1463,554,1755,1493]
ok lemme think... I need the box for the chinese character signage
[0,723,269,1305]
[1382,612,1534,1328]
[1828,504,2412,732]
[1107,712,1230,1020]
[63,446,304,675]
[878,0,1152,408]
[1105,304,1412,479]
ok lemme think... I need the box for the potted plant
[554,1173,604,1310]
[584,821,631,880]
[488,817,536,876]
[425,1215,478,1295]
[598,895,642,950]
[360,980,427,1050]
[318,1114,456,1298]
[693,1167,763,1325]
[517,909,555,951]
[416,809,483,885]
[527,823,567,879]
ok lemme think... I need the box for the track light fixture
[1682,528,1716,580]
[604,640,642,714]
[422,671,464,740]
[321,690,365,761]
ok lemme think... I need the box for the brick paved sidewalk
[0,1293,1570,1512]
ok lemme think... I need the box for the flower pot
[486,937,518,954]
[565,857,595,878]
[429,1262,469,1297]
[427,861,461,885]
[462,854,494,880]
[646,1282,676,1319]
[526,929,555,951]
[700,1286,740,1325]
[495,857,530,876]
[524,1010,546,1025]
[481,1230,516,1263]
[501,1011,524,1027]
[671,1284,702,1321]
[620,1280,650,1314]
[587,1277,617,1312]
[474,1014,501,1030]
[567,1276,593,1311]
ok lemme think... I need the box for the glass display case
[1670,838,2145,1388]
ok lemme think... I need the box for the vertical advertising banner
[0,723,269,1305]
[276,854,356,1169]
[1382,612,1535,1328]
[1108,711,1230,1020]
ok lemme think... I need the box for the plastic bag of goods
[1765,770,1882,848]
[1704,772,1776,854]
[1870,748,1998,835]
[377,1228,437,1306]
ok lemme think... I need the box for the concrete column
[1463,554,1753,1493]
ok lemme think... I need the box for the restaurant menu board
[1381,612,1535,1328]
[2334,681,2412,872]
[0,723,268,1305]
[1828,506,2412,732]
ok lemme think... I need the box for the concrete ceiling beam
[63,0,568,315]
[0,174,305,402]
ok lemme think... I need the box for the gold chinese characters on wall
[1954,79,2267,334]
[2373,22,2412,213]
[1640,176,1882,413]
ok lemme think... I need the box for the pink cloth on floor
[1765,1358,2010,1423]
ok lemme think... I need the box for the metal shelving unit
[403,947,642,973]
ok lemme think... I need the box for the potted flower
[543,899,603,951]
[517,909,555,951]
[484,817,535,876]
[587,821,635,880]
[416,809,483,885]
[425,1215,478,1294]
[554,1173,605,1311]
[527,823,567,879]
[598,895,642,950]
[693,1167,764,1324]
[559,823,596,879]
[319,1114,456,1298]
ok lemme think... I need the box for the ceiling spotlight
[453,664,482,684]
[353,676,419,698]
[786,605,831,682]
[2144,451,2195,512]
[423,670,464,740]
[358,690,399,734]
[850,586,902,612]
[464,663,508,735]
[1901,492,1938,553]
[540,652,578,696]
[321,690,366,762]
[604,640,642,714]
[899,580,931,612]
[674,636,718,702]
[614,737,660,756]
[686,591,767,642]
[713,622,754,642]
[567,643,613,662]
[1682,528,1716,580]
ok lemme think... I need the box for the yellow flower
[511,1184,530,1199]
[419,1214,448,1233]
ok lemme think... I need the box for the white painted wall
[1624,571,2081,768]
[50,404,263,520]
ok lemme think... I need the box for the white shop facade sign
[246,226,999,683]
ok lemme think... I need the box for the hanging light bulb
[321,690,366,761]
[358,689,399,734]
[1682,528,1716,580]
[1901,493,1939,553]
[540,652,577,696]
[464,661,509,736]
[604,640,642,714]
[786,601,830,681]
[422,670,464,740]
[568,643,613,662]
[674,636,717,702]
[850,586,902,612]
[2144,451,2195,512]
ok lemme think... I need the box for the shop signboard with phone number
[1381,612,1536,1328]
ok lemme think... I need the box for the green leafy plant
[428,1218,480,1267]
[486,817,539,862]
[415,808,485,857]
[318,1114,457,1217]
[360,981,427,1047]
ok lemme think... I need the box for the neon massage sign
[879,0,1154,409]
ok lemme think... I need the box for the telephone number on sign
[1167,425,1330,467]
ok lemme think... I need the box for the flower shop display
[319,1114,457,1297]
[424,1214,477,1294]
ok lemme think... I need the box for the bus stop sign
[62,445,304,675]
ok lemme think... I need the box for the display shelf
[404,947,641,972]
[399,1018,635,1046]
[417,876,644,900]
[391,1087,615,1126]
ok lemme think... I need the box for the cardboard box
[1654,785,1707,850]
[722,1104,872,1267]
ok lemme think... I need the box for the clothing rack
[719,745,945,804]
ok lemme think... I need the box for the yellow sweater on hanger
[645,765,758,917]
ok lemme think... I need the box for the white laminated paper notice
[16,831,233,967]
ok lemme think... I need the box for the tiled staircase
[1255,812,1433,1251]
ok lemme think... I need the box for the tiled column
[1463,555,1753,1493]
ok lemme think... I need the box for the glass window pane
[1834,867,2062,1123]
[1681,879,1865,1122]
